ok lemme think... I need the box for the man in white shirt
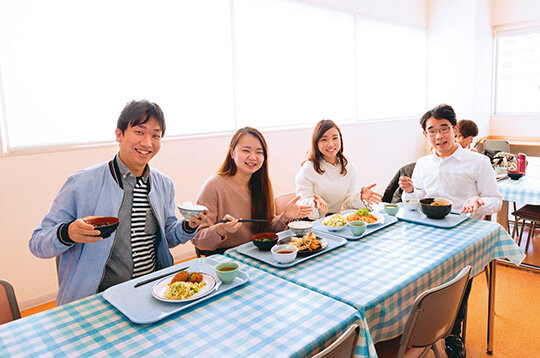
[399,104,502,358]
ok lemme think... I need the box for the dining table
[226,217,525,357]
[0,255,359,358]
[496,157,540,228]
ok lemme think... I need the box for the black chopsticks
[134,265,189,288]
[217,219,268,223]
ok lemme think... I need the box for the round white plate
[152,272,216,303]
[342,210,385,226]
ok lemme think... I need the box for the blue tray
[102,257,249,324]
[235,230,347,268]
[396,207,469,228]
[312,211,398,240]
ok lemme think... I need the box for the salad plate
[152,273,216,303]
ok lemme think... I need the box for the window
[234,0,356,128]
[494,27,540,114]
[0,0,427,153]
[0,0,235,150]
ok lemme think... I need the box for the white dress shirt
[295,160,365,220]
[403,144,502,219]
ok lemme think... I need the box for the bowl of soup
[403,199,420,211]
[83,216,119,238]
[251,232,279,251]
[271,244,298,264]
[420,198,452,219]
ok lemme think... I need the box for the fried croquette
[170,270,189,285]
[187,272,203,283]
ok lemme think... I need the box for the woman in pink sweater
[192,127,312,256]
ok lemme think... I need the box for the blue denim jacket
[29,160,195,305]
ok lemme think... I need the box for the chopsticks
[218,219,268,223]
[134,265,189,288]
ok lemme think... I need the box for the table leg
[487,260,496,354]
[497,201,509,233]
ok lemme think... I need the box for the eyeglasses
[425,126,452,137]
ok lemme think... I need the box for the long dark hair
[217,127,274,232]
[306,119,348,175]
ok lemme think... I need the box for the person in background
[29,100,205,305]
[295,119,382,220]
[399,104,502,358]
[455,119,479,151]
[192,127,312,256]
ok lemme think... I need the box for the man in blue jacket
[30,100,206,305]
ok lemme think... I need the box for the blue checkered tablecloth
[497,176,540,205]
[0,256,359,358]
[226,219,525,357]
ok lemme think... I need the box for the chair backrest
[0,279,21,324]
[483,139,510,153]
[398,266,471,356]
[275,193,296,216]
[382,162,416,204]
[312,323,360,358]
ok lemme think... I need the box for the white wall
[427,0,493,137]
[0,119,426,308]
[491,0,540,25]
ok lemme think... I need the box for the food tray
[396,207,469,228]
[312,212,398,240]
[102,257,249,324]
[235,230,347,268]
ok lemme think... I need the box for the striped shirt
[132,177,157,278]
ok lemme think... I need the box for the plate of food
[152,270,216,303]
[344,208,384,226]
[322,214,348,231]
[278,232,328,255]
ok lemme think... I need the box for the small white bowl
[403,199,420,211]
[271,244,298,264]
[177,202,207,220]
[288,221,313,236]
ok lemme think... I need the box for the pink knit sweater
[192,174,288,251]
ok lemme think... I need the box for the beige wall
[0,119,426,308]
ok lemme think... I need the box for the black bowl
[84,216,120,238]
[508,172,524,180]
[251,232,278,251]
[420,198,452,219]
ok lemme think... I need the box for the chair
[483,139,510,153]
[511,204,540,252]
[0,279,21,324]
[382,162,416,204]
[312,323,360,358]
[396,266,472,358]
[275,192,296,216]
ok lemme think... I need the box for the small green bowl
[384,204,399,216]
[215,262,239,284]
[348,221,367,236]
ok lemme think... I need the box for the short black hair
[457,119,478,138]
[117,100,166,135]
[419,104,457,130]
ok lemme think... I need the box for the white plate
[342,210,385,226]
[152,272,216,303]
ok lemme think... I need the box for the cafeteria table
[0,256,359,358]
[226,219,525,357]
[496,157,540,233]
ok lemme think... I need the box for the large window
[0,0,235,149]
[494,26,540,114]
[0,0,427,153]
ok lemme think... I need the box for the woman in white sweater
[295,120,382,220]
